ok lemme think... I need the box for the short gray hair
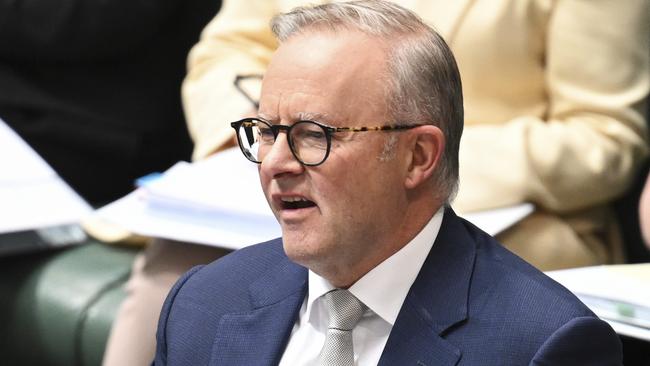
[271,0,464,201]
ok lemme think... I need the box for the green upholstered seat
[0,241,138,366]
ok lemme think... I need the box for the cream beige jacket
[182,0,649,270]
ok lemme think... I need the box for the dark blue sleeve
[530,317,623,366]
[152,265,204,366]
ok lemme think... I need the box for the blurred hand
[639,173,650,249]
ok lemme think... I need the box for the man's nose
[260,133,304,177]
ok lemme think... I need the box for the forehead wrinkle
[258,87,281,123]
[284,89,344,125]
[298,111,336,124]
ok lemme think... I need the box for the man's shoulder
[179,238,297,297]
[465,218,593,316]
[436,216,621,363]
[204,238,289,275]
[459,217,596,327]
[155,238,307,365]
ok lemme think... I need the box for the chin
[282,237,314,265]
[282,232,329,268]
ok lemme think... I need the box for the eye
[301,129,326,140]
[293,121,326,137]
[291,123,328,152]
[257,125,275,141]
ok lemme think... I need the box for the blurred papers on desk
[93,147,533,250]
[547,264,650,341]
[0,118,90,252]
[93,148,277,250]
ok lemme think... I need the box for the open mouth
[280,196,317,210]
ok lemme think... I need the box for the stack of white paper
[94,147,533,250]
[547,264,650,341]
[94,148,281,249]
[0,119,92,234]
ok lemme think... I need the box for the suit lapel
[207,208,477,365]
[209,253,308,366]
[379,207,477,366]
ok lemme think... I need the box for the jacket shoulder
[154,238,302,365]
[456,218,619,363]
[174,238,289,308]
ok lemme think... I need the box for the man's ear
[404,125,445,190]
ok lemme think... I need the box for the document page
[0,118,92,233]
[94,148,534,250]
[547,264,650,340]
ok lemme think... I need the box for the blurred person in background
[105,0,649,364]
[0,0,220,206]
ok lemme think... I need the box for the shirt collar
[305,207,445,325]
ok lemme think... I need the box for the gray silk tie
[317,289,367,366]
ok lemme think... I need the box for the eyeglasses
[230,118,423,166]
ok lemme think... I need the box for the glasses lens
[237,120,274,162]
[290,121,329,165]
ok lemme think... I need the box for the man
[153,2,622,365]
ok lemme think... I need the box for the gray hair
[271,0,464,201]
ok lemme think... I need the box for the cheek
[259,170,278,212]
[316,163,376,217]
[313,141,400,215]
[258,171,270,196]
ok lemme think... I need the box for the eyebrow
[257,111,335,125]
[297,111,332,122]
[295,112,340,126]
[256,113,275,123]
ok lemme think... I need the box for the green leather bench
[0,241,138,366]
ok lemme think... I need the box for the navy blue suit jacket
[153,208,622,365]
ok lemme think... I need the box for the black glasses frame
[230,117,424,166]
[233,74,263,109]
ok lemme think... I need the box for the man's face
[258,31,412,283]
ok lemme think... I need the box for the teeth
[281,196,308,202]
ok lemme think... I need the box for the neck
[321,201,443,288]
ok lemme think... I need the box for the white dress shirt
[279,208,444,366]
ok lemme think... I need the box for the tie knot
[323,289,367,331]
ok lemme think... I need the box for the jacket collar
[379,207,476,366]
